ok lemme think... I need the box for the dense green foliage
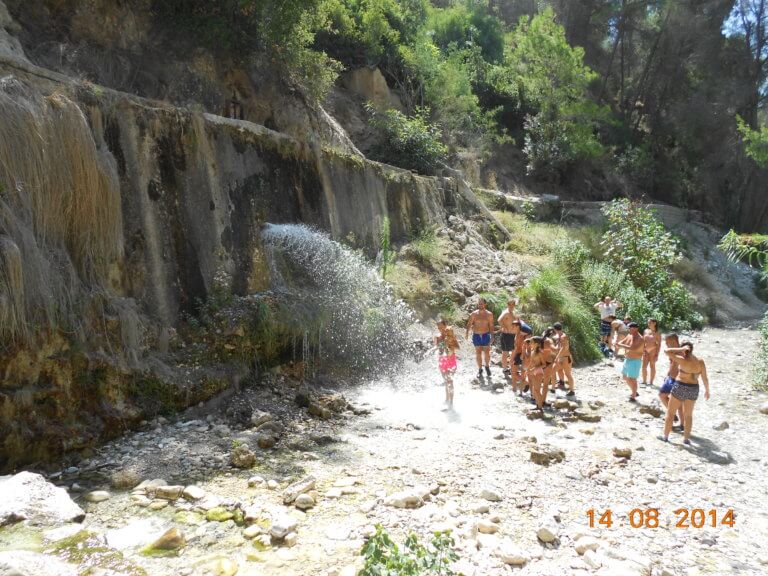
[152,1,768,229]
[519,266,602,363]
[367,105,448,173]
[600,199,700,328]
[719,229,768,388]
[736,116,768,167]
[360,525,459,576]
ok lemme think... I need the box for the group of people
[434,297,576,411]
[433,294,711,444]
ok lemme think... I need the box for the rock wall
[0,50,492,469]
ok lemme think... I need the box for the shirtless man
[553,322,575,396]
[466,298,494,378]
[497,299,519,377]
[511,321,526,394]
[616,322,643,401]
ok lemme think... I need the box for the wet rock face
[0,472,85,526]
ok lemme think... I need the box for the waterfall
[261,223,413,372]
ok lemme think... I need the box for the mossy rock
[206,507,235,522]
[174,510,204,525]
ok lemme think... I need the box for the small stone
[155,485,184,500]
[496,541,528,566]
[151,528,186,550]
[267,480,278,490]
[230,444,257,468]
[308,403,332,420]
[270,515,298,540]
[574,535,600,555]
[760,402,768,415]
[639,403,663,418]
[182,486,205,501]
[251,410,273,428]
[256,434,278,450]
[283,476,316,504]
[613,446,632,458]
[481,488,502,502]
[385,490,423,509]
[472,503,490,514]
[713,421,729,431]
[248,476,265,487]
[294,494,315,510]
[477,520,498,534]
[536,522,558,543]
[325,488,343,499]
[243,525,262,539]
[148,500,169,510]
[284,532,298,547]
[84,490,111,503]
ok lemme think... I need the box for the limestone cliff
[0,3,496,470]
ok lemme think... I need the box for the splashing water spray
[260,224,413,375]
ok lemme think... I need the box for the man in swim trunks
[594,296,621,355]
[466,297,494,378]
[616,321,643,401]
[553,322,575,396]
[658,333,684,430]
[497,299,519,378]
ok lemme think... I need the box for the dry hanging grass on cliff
[0,79,123,345]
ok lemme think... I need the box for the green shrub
[578,261,660,325]
[360,525,460,576]
[479,290,511,318]
[519,266,601,363]
[408,227,446,269]
[367,105,448,174]
[601,199,700,329]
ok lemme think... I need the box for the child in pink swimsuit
[435,320,459,408]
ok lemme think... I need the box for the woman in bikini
[435,320,459,408]
[658,333,684,430]
[542,327,558,395]
[660,342,710,445]
[525,337,548,410]
[553,322,575,396]
[641,318,661,387]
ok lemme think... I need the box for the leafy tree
[503,7,609,175]
[366,104,448,173]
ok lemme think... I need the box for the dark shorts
[671,382,699,401]
[600,320,612,336]
[500,333,515,352]
[513,353,523,366]
[659,376,676,395]
[472,332,491,347]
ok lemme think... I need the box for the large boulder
[0,472,85,526]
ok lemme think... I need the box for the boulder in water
[0,472,85,526]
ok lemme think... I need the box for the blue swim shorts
[472,332,491,347]
[659,376,675,394]
[622,357,642,379]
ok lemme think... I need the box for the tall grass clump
[519,266,601,363]
[479,290,511,318]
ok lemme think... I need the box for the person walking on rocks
[553,322,575,397]
[435,320,459,408]
[497,299,519,378]
[611,315,631,354]
[466,297,494,378]
[642,319,661,387]
[660,342,710,445]
[659,333,685,430]
[616,322,643,401]
[511,320,527,394]
[594,297,621,355]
